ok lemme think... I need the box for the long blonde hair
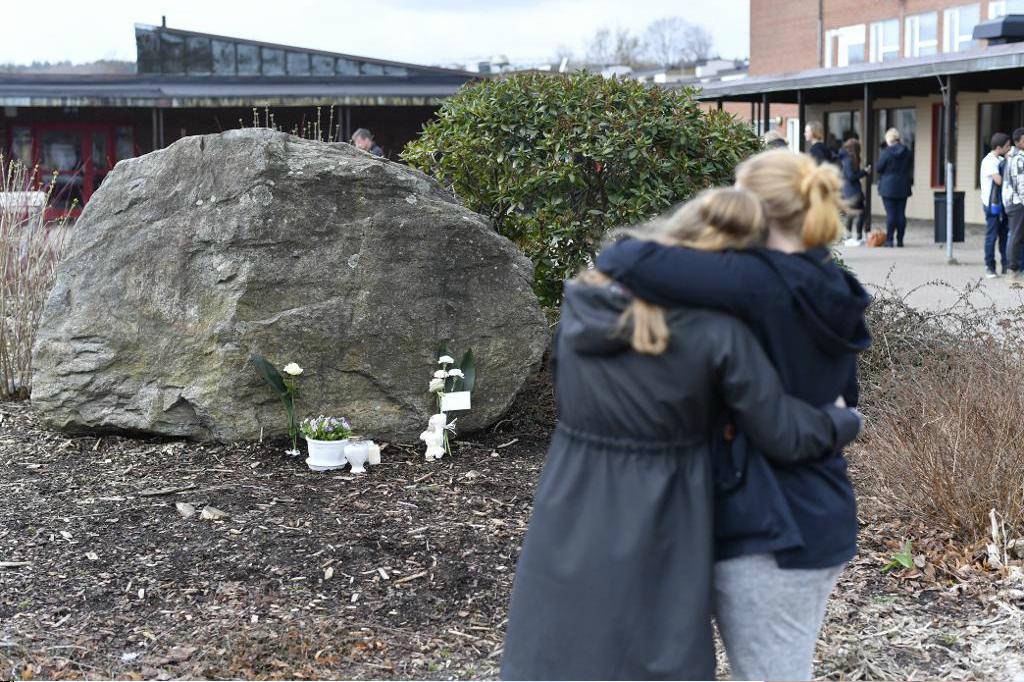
[582,188,766,355]
[735,149,844,249]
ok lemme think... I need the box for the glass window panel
[237,44,259,75]
[261,47,285,75]
[160,32,185,74]
[212,40,236,75]
[116,127,134,161]
[91,132,109,189]
[41,131,81,172]
[11,128,32,163]
[360,61,384,76]
[383,64,408,77]
[136,27,161,73]
[286,51,310,75]
[311,54,334,76]
[336,58,360,76]
[185,36,213,74]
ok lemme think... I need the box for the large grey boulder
[32,129,548,441]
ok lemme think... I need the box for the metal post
[151,108,158,151]
[762,94,771,135]
[797,90,806,153]
[158,108,165,148]
[750,101,756,130]
[944,75,957,264]
[863,83,873,232]
[344,106,352,143]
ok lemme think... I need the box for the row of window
[824,1,1024,68]
[136,27,411,77]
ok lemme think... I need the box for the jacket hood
[560,280,634,356]
[756,249,872,356]
[887,143,910,158]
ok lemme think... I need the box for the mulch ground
[2,372,1023,680]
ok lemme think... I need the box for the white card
[441,391,471,412]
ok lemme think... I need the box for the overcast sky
[2,0,749,67]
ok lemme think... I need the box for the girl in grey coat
[500,189,861,680]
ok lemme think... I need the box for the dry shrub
[0,157,70,399]
[858,282,1024,542]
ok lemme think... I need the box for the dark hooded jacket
[876,142,913,199]
[839,148,868,201]
[596,241,871,570]
[500,281,861,681]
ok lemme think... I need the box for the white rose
[438,355,455,365]
[433,370,447,379]
[429,378,445,393]
[282,363,303,376]
[447,368,465,378]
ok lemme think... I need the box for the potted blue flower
[301,415,352,471]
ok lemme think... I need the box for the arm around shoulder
[714,319,860,462]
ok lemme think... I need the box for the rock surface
[32,129,548,441]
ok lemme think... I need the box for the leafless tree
[585,27,614,65]
[642,17,715,67]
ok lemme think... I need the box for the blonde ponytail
[736,149,844,248]
[581,188,765,356]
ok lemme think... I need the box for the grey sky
[4,0,749,67]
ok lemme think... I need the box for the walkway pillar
[862,83,873,231]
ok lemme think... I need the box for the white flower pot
[305,437,349,472]
[367,441,381,466]
[344,439,370,474]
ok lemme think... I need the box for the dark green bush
[402,72,761,306]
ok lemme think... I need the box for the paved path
[837,221,1024,312]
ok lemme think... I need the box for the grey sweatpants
[714,554,844,681]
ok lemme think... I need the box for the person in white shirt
[981,132,1011,278]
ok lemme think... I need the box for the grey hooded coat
[500,282,860,681]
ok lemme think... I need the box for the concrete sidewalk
[837,220,1024,312]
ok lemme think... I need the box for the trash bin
[934,191,965,243]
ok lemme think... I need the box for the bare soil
[2,375,1022,680]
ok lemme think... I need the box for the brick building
[706,0,1024,227]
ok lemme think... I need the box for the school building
[701,0,1024,227]
[0,21,477,218]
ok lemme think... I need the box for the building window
[824,24,866,67]
[876,109,917,181]
[944,4,981,52]
[787,118,801,152]
[977,102,1024,185]
[989,0,1024,17]
[825,111,862,152]
[870,19,900,62]
[905,12,938,57]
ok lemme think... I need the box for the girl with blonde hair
[501,188,862,680]
[597,149,872,680]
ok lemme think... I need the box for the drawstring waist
[554,423,705,453]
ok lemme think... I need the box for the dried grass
[858,282,1024,542]
[0,157,70,399]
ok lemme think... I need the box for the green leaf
[882,540,914,572]
[251,354,286,396]
[453,349,476,393]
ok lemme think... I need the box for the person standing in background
[875,128,913,247]
[839,138,870,246]
[805,122,833,165]
[351,128,384,157]
[980,132,1011,278]
[1002,128,1024,278]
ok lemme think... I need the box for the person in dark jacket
[351,128,384,157]
[596,150,871,681]
[500,188,862,681]
[875,127,913,247]
[839,138,871,245]
[805,121,833,165]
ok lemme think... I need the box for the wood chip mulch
[2,373,1022,680]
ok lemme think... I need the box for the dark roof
[0,23,478,107]
[0,74,472,107]
[696,41,1024,103]
[133,23,477,79]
